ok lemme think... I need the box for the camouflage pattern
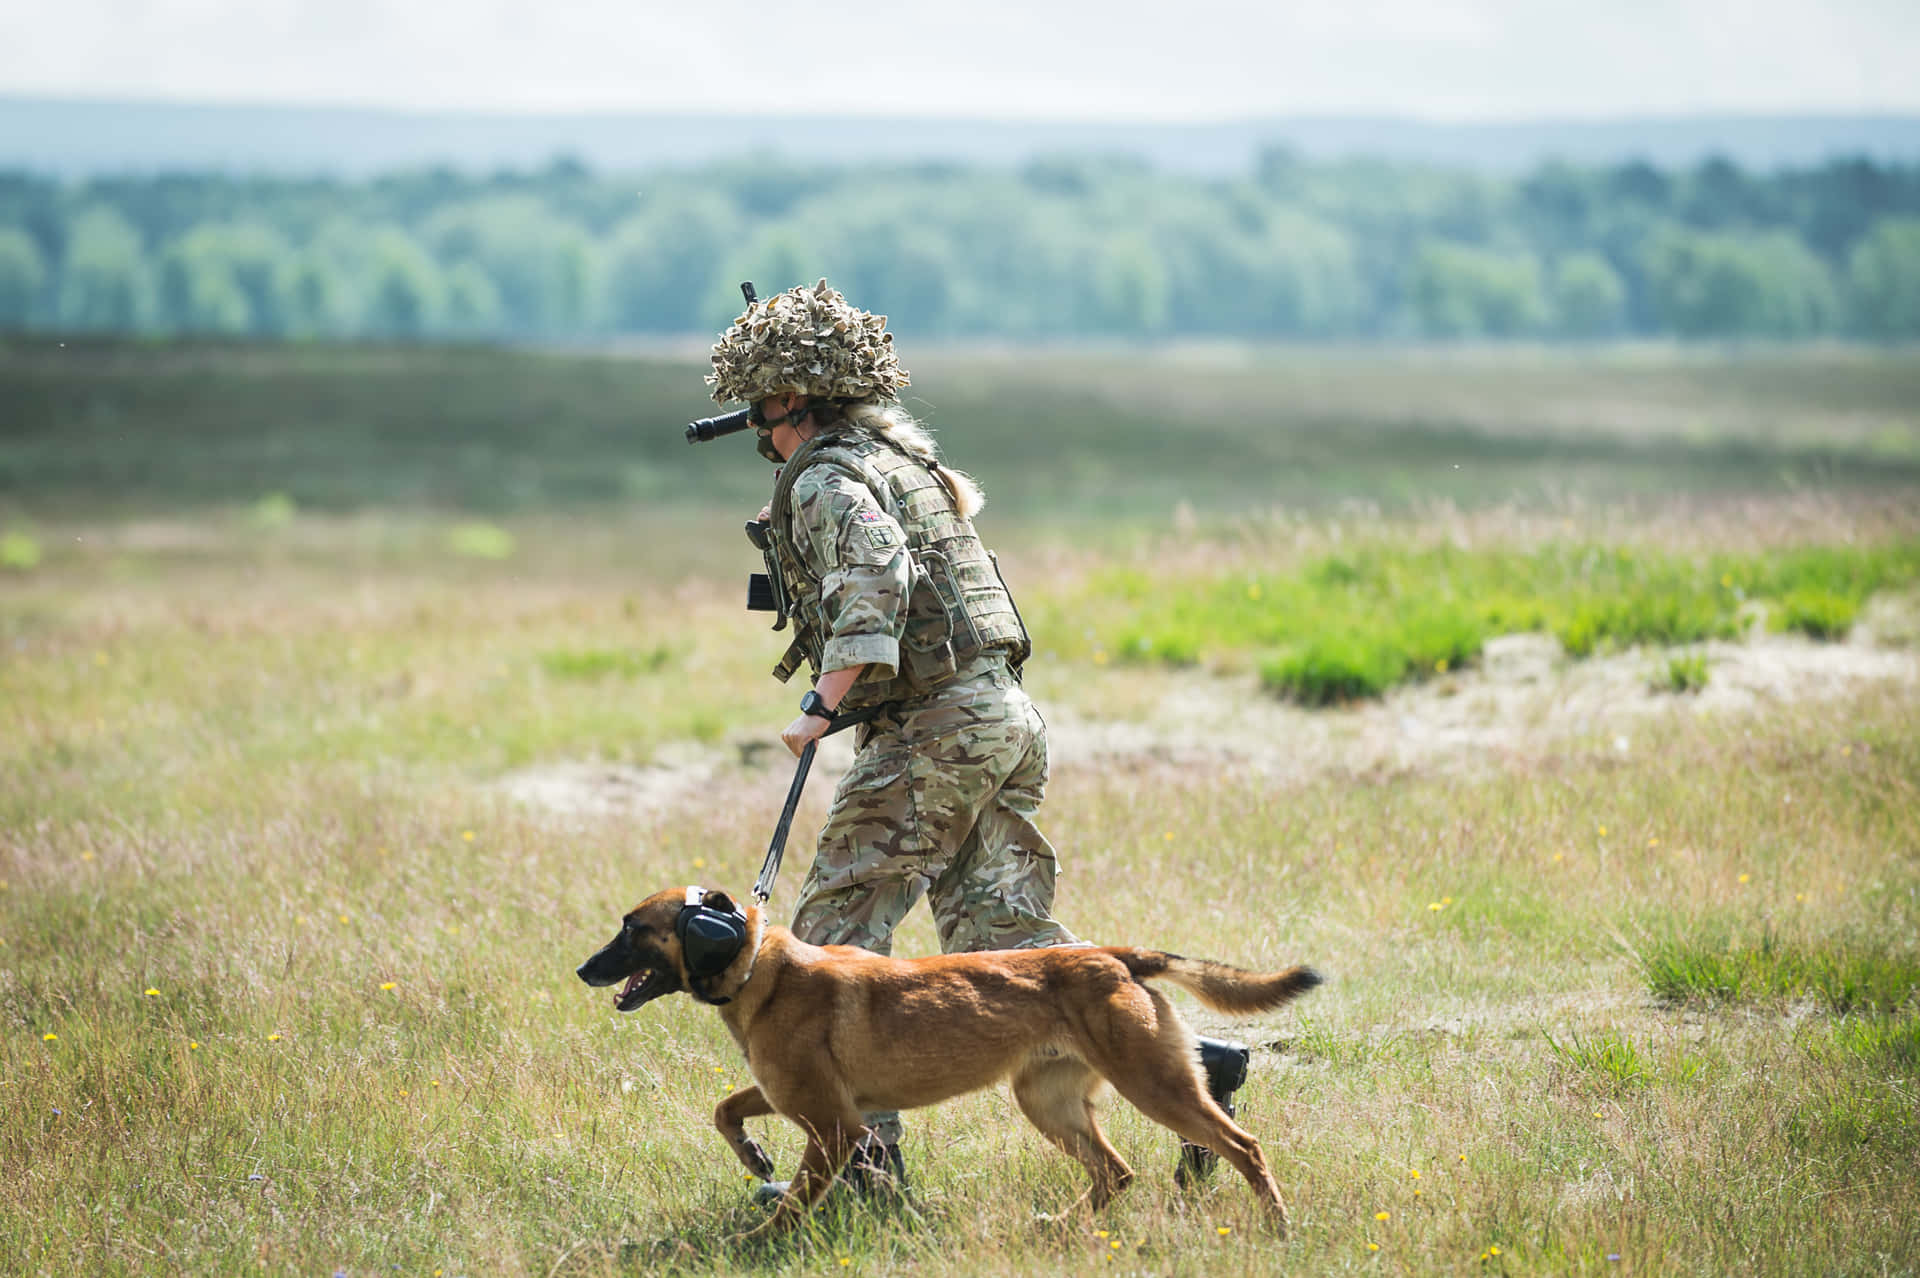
[788,657,1082,1146]
[707,279,909,405]
[767,428,1029,712]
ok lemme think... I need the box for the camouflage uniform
[771,428,1081,1147]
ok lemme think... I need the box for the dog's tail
[1114,949,1323,1016]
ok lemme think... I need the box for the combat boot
[752,1138,909,1207]
[1175,1036,1250,1188]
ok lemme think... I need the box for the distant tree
[1253,210,1364,335]
[602,193,741,333]
[361,229,445,338]
[709,225,825,330]
[1518,162,1598,255]
[0,227,47,327]
[812,207,960,335]
[1551,253,1628,337]
[1255,145,1306,198]
[1679,154,1786,230]
[1644,226,1839,337]
[1796,157,1898,261]
[1607,160,1672,210]
[56,205,152,332]
[1090,231,1170,335]
[1409,241,1548,338]
[443,261,505,336]
[423,195,599,335]
[276,249,349,338]
[155,224,288,335]
[1848,217,1920,336]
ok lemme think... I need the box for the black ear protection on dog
[675,886,748,994]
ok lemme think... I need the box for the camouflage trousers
[790,658,1082,1146]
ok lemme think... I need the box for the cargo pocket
[820,744,923,862]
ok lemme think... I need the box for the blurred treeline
[2,150,1919,342]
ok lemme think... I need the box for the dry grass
[3,502,1918,1276]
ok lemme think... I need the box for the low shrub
[1651,651,1711,693]
[1773,588,1858,640]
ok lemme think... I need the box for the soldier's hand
[780,712,831,758]
[756,503,772,523]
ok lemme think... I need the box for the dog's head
[575,886,760,1010]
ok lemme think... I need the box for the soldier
[705,280,1247,1197]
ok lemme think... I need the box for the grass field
[3,341,1919,1276]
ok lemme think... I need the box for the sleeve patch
[855,508,900,551]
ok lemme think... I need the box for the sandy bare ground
[497,620,1917,822]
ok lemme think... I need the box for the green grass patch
[1650,650,1711,693]
[1811,1014,1920,1073]
[537,644,678,681]
[1061,538,1920,702]
[1642,930,1920,1014]
[1772,587,1858,639]
[1541,1026,1652,1090]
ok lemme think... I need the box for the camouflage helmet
[707,279,910,406]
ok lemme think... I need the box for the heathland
[2,340,1917,1276]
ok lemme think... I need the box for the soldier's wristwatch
[799,690,836,723]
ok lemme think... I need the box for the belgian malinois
[577,885,1321,1236]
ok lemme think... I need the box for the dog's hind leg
[715,1085,778,1180]
[1081,991,1292,1232]
[1011,1055,1134,1210]
[744,1104,865,1238]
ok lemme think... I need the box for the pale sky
[4,0,1918,120]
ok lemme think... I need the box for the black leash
[751,703,892,904]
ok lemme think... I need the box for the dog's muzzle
[612,967,677,1011]
[577,945,681,1011]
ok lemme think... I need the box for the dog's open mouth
[615,968,677,1012]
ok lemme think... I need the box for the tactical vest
[766,429,1029,712]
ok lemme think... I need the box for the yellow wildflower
[145,988,160,997]
[462,831,474,842]
[1375,1211,1390,1221]
[380,982,397,991]
[43,1033,57,1042]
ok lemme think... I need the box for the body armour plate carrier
[767,429,1030,712]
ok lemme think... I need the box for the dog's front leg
[741,1110,862,1239]
[714,1085,777,1180]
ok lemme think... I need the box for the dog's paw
[738,1139,776,1180]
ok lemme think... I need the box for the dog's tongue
[617,971,648,1005]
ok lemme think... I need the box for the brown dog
[577,885,1321,1236]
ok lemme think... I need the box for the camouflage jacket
[767,428,1029,713]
